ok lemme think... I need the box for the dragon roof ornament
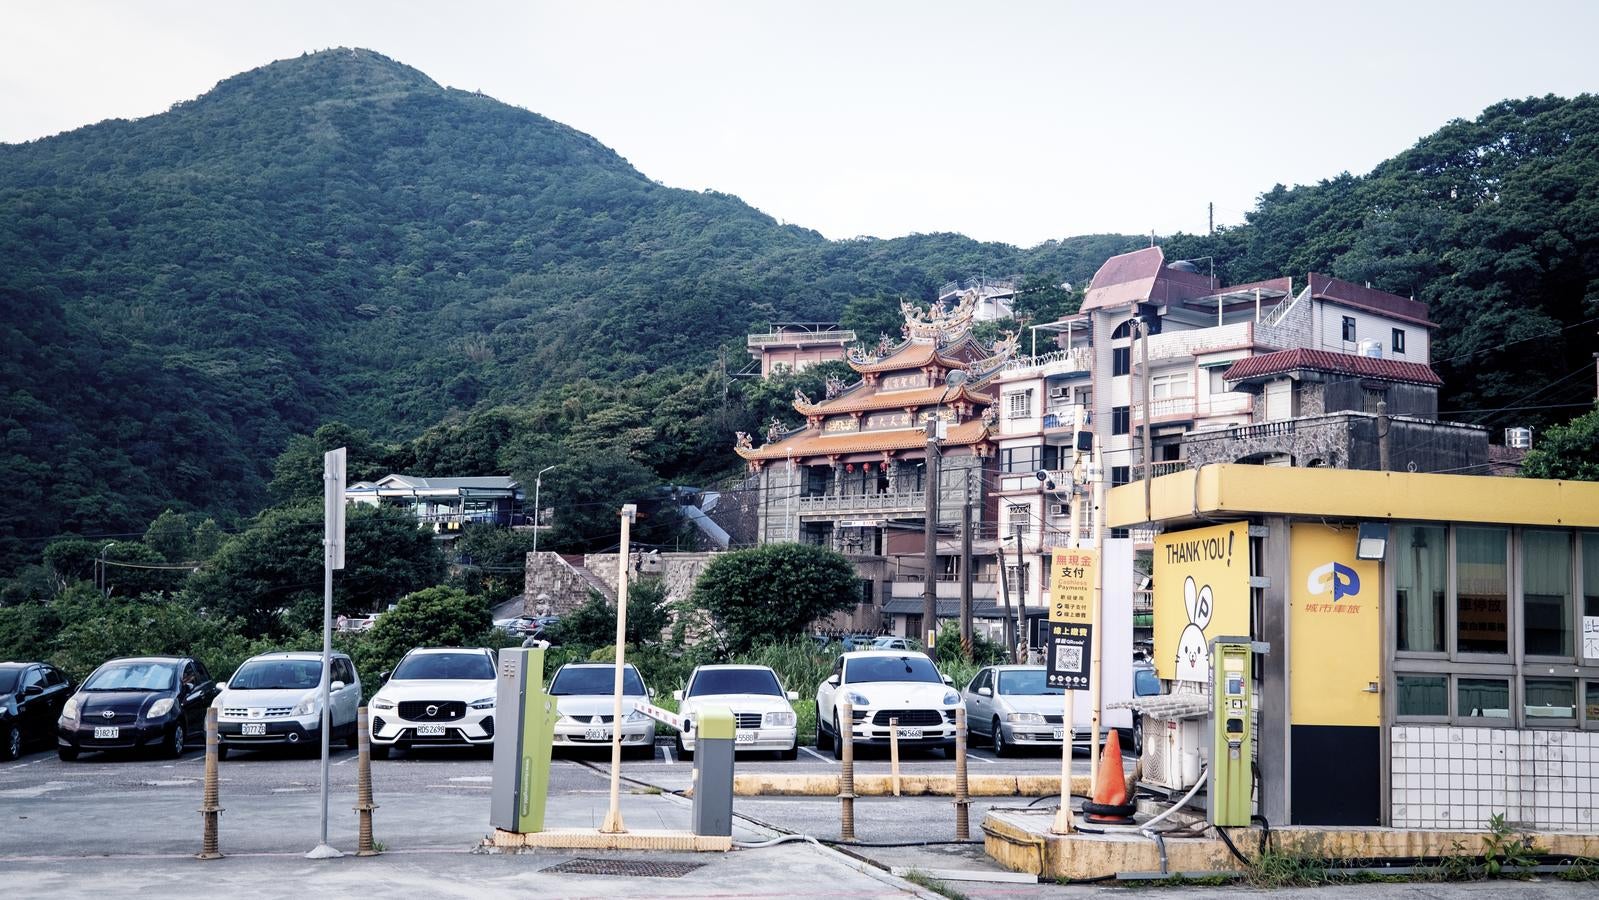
[899,290,979,342]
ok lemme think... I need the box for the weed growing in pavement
[370,840,387,853]
[900,869,970,900]
[1479,812,1541,877]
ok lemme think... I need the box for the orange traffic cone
[1081,729,1137,824]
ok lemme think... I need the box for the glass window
[687,668,782,697]
[393,652,495,681]
[1457,678,1510,719]
[1395,525,1446,653]
[549,665,645,696]
[1396,675,1447,717]
[1341,316,1357,342]
[1523,530,1572,656]
[1524,678,1576,721]
[1392,328,1406,354]
[1112,406,1130,435]
[20,667,43,690]
[1587,682,1599,724]
[1113,347,1131,376]
[1456,527,1508,655]
[997,669,1062,695]
[845,655,941,684]
[85,661,178,691]
[1582,535,1599,661]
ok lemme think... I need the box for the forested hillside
[2,48,1596,581]
[0,48,1133,574]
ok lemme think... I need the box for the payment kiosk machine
[1208,635,1264,828]
[490,646,556,834]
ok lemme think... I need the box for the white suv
[368,647,496,758]
[815,650,959,759]
[214,652,361,759]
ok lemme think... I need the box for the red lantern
[845,463,854,473]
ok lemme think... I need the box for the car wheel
[216,743,229,761]
[831,715,845,761]
[369,743,389,760]
[1131,720,1143,758]
[57,745,79,761]
[815,717,832,753]
[2,725,20,761]
[628,743,655,761]
[165,723,186,758]
[676,734,693,762]
[346,727,359,750]
[993,719,1011,757]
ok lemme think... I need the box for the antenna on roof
[1149,229,1155,248]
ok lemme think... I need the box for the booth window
[1458,678,1510,719]
[1583,533,1599,626]
[1587,682,1599,725]
[1395,525,1446,653]
[1455,527,1508,655]
[1524,678,1576,722]
[1523,530,1572,657]
[1395,674,1447,717]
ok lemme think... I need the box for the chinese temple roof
[795,383,992,416]
[734,418,991,461]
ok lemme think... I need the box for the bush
[690,543,860,654]
[358,585,495,682]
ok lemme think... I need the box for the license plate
[899,728,923,740]
[735,730,757,744]
[1053,728,1065,741]
[242,723,266,736]
[583,727,610,741]
[94,726,119,739]
[416,724,445,737]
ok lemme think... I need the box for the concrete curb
[725,773,1093,797]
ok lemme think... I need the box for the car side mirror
[786,691,799,701]
[941,674,954,685]
[216,681,228,692]
[826,675,839,686]
[978,686,992,697]
[672,690,683,702]
[331,680,346,692]
[377,671,389,683]
[24,684,44,696]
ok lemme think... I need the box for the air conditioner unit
[1048,385,1070,401]
[1143,716,1204,792]
[1049,503,1071,517]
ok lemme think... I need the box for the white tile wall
[1391,725,1599,831]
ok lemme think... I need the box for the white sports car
[815,651,959,759]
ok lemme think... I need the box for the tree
[689,543,860,654]
[1520,407,1599,481]
[359,586,493,679]
[545,577,670,649]
[450,525,537,602]
[268,423,395,506]
[143,508,194,563]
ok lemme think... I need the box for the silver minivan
[213,652,362,758]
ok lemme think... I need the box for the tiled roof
[851,341,936,373]
[1080,246,1215,312]
[735,419,991,461]
[797,384,992,415]
[1308,273,1432,327]
[1222,348,1443,386]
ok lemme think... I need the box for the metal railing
[796,491,927,515]
[1003,346,1093,375]
[747,329,857,347]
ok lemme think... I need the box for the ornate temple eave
[793,383,991,416]
[734,419,992,463]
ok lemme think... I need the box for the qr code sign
[1054,645,1083,673]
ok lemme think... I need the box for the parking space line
[662,746,674,765]
[799,746,830,762]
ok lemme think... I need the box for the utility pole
[1139,318,1154,523]
[1208,202,1214,236]
[959,475,973,656]
[1377,400,1391,472]
[922,417,941,660]
[1012,518,1025,664]
[996,530,1013,660]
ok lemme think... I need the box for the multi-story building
[733,294,1018,638]
[989,247,1484,620]
[745,322,856,377]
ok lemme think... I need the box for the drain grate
[542,857,705,878]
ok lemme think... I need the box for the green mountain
[0,48,1134,573]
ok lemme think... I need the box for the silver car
[962,665,1071,757]
[548,663,655,760]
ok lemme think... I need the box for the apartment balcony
[1001,346,1093,379]
[746,327,856,348]
[1132,460,1189,480]
[1041,406,1090,433]
[1143,321,1254,361]
[1131,395,1196,424]
[796,490,927,517]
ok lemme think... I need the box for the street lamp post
[97,541,117,600]
[531,465,556,557]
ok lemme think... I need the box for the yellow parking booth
[1112,465,1599,830]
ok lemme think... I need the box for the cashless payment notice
[1046,548,1096,690]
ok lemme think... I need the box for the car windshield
[0,669,20,692]
[83,662,177,692]
[846,655,941,684]
[997,669,1062,696]
[549,666,645,696]
[393,652,494,680]
[229,659,324,691]
[1135,669,1161,696]
[687,669,781,697]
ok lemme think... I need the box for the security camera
[1035,470,1049,482]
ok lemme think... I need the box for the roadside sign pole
[1088,448,1106,789]
[600,504,637,835]
[308,448,346,860]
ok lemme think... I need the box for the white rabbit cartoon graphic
[1174,575,1213,682]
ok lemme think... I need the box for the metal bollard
[354,707,378,856]
[954,706,969,840]
[888,717,901,797]
[838,700,856,842]
[197,708,223,860]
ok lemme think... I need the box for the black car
[57,656,218,760]
[0,662,73,760]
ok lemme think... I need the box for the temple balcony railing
[796,491,927,517]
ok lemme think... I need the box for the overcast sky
[4,1,1596,247]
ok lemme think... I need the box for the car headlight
[942,691,960,706]
[470,697,495,710]
[1007,712,1046,725]
[844,691,869,707]
[61,696,80,722]
[371,698,396,711]
[624,709,648,723]
[291,694,320,716]
[147,698,175,719]
[764,711,796,727]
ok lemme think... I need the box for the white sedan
[673,665,799,760]
[815,651,959,759]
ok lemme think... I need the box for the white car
[549,663,655,760]
[673,665,799,761]
[214,652,361,759]
[815,651,959,759]
[367,647,497,758]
